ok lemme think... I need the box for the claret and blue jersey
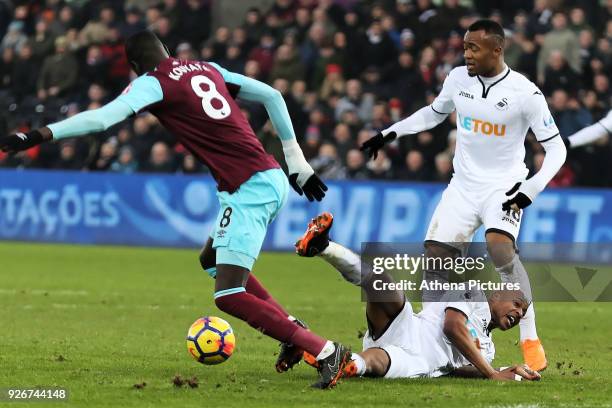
[117,57,280,193]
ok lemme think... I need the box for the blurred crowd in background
[0,0,611,187]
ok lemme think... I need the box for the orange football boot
[295,212,334,257]
[303,351,359,378]
[521,338,547,371]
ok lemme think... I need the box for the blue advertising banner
[0,170,611,253]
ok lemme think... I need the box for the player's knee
[199,248,216,277]
[213,288,245,314]
[362,349,390,377]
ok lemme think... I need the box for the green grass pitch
[0,242,611,408]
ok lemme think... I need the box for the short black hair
[467,19,505,46]
[125,30,169,74]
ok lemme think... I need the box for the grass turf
[0,242,611,408]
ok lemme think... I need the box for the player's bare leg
[296,212,404,378]
[199,238,313,373]
[212,261,350,389]
[486,231,546,371]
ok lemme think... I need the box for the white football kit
[362,292,495,378]
[386,65,561,243]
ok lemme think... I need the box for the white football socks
[351,353,366,376]
[315,341,336,360]
[495,254,533,303]
[319,241,362,285]
[519,303,539,341]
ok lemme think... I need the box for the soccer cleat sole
[295,212,333,257]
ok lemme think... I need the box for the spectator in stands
[119,7,146,39]
[269,43,304,83]
[78,4,115,48]
[92,139,118,171]
[153,16,179,58]
[434,151,453,183]
[0,46,13,91]
[176,42,196,60]
[163,0,183,31]
[335,79,374,123]
[332,122,354,163]
[542,50,580,96]
[396,150,430,181]
[178,0,211,50]
[49,5,78,37]
[37,36,78,101]
[180,153,204,174]
[82,45,110,87]
[309,142,346,180]
[142,142,175,173]
[366,149,393,180]
[216,42,243,73]
[54,141,82,170]
[30,19,55,62]
[361,18,397,72]
[110,146,138,173]
[537,12,581,84]
[248,31,276,80]
[1,21,27,52]
[319,63,345,100]
[345,149,369,180]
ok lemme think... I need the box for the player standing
[0,30,351,389]
[358,20,567,371]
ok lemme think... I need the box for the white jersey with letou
[432,66,560,188]
[361,294,495,378]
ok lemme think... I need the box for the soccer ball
[186,316,235,365]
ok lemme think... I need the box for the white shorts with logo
[425,177,523,247]
[362,303,450,378]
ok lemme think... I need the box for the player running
[359,20,567,371]
[0,30,350,389]
[296,213,541,381]
[564,110,612,148]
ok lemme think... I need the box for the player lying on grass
[564,110,611,148]
[0,30,351,389]
[359,19,567,371]
[296,213,541,381]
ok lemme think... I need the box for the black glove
[289,173,328,202]
[501,182,532,212]
[0,130,45,153]
[359,131,397,160]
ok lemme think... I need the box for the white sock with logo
[315,341,336,360]
[320,241,362,285]
[519,303,538,341]
[351,353,366,376]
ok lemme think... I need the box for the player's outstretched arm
[444,308,514,381]
[209,62,327,202]
[0,99,135,153]
[360,106,448,159]
[451,365,540,381]
[360,69,456,160]
[565,110,612,148]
